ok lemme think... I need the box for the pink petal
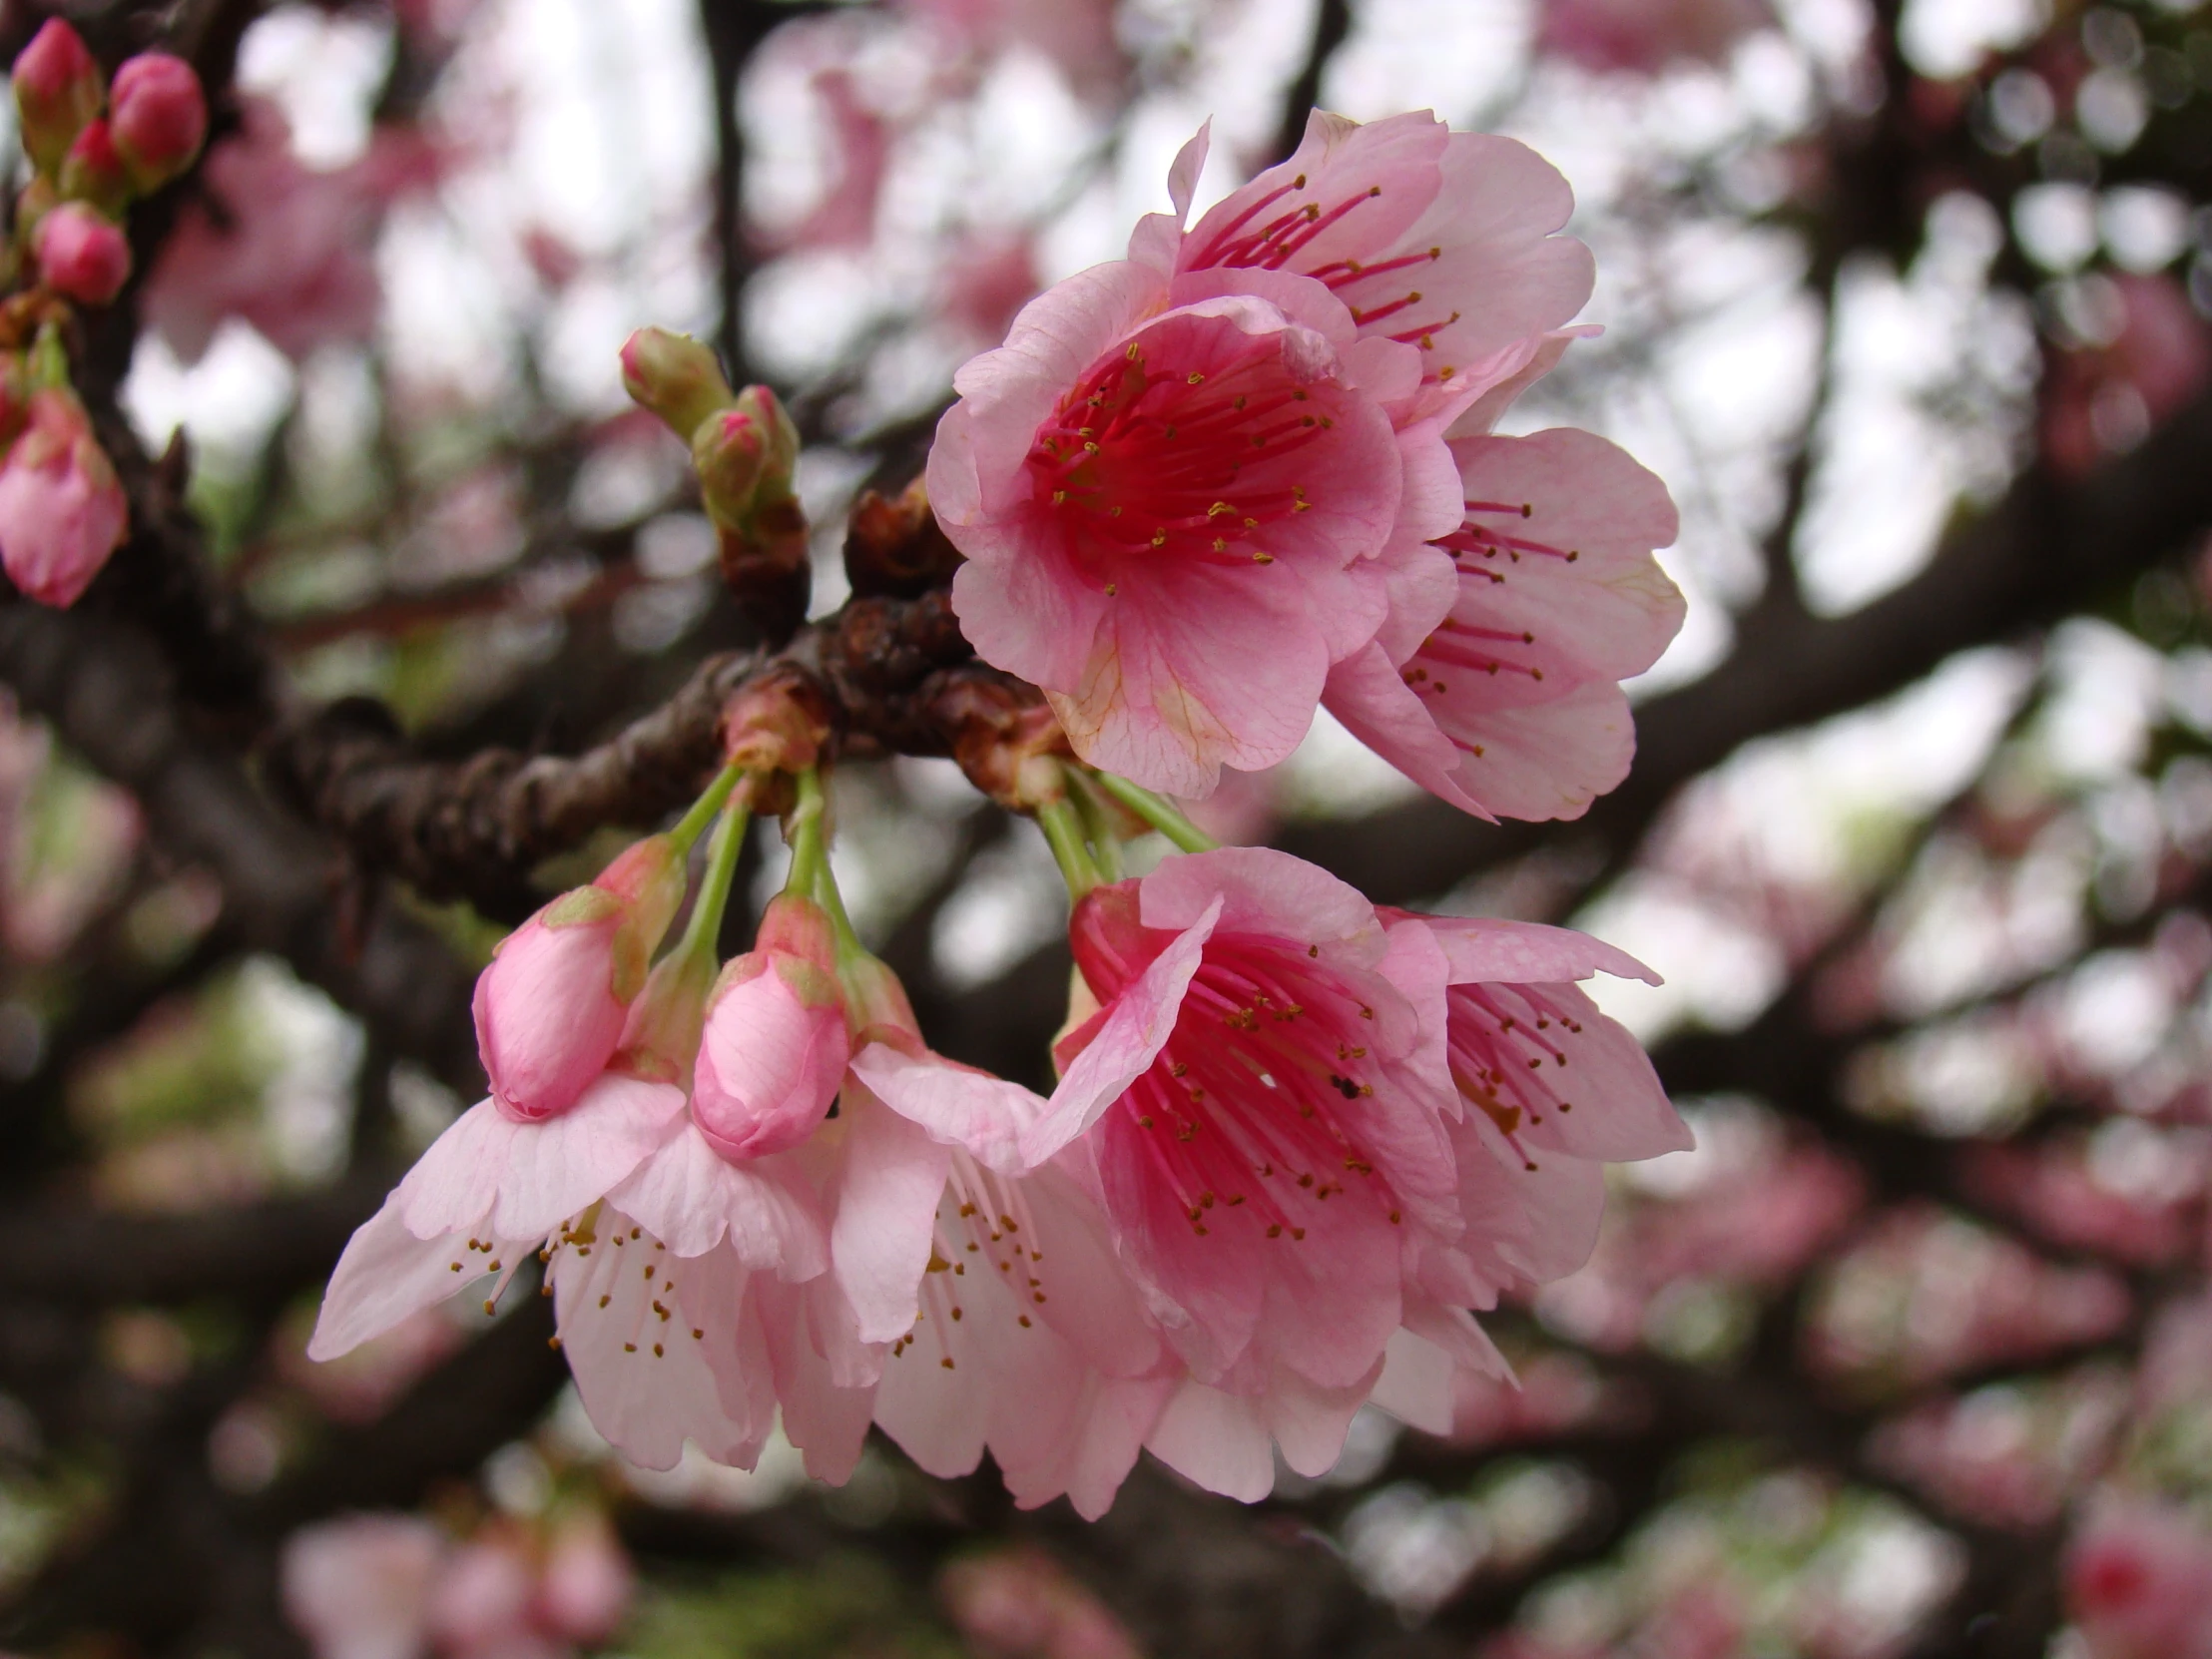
[550,1218,771,1471]
[1144,1380,1278,1502]
[848,1042,1050,1175]
[1416,913,1660,987]
[1369,1327,1456,1434]
[307,1198,513,1360]
[1021,899,1218,1165]
[393,1098,510,1238]
[1267,1362,1382,1478]
[754,1274,879,1482]
[486,1072,690,1241]
[607,1123,830,1277]
[828,1088,954,1345]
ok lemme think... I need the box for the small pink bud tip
[109,53,207,192]
[57,119,129,215]
[13,20,103,178]
[691,408,766,524]
[35,202,130,305]
[618,326,733,441]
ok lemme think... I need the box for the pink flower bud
[13,20,103,178]
[473,833,688,1121]
[618,326,733,441]
[425,1536,535,1654]
[691,406,767,528]
[35,203,130,305]
[57,119,130,215]
[108,53,207,192]
[533,1512,634,1645]
[0,389,127,609]
[692,894,849,1161]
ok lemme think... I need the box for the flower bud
[57,119,130,216]
[619,326,733,441]
[13,20,103,179]
[35,203,129,305]
[0,388,128,608]
[691,406,767,528]
[692,894,849,1162]
[472,832,688,1121]
[534,1512,634,1645]
[108,53,207,193]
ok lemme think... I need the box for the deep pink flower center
[1399,498,1585,752]
[1081,923,1403,1242]
[1185,173,1461,350]
[1025,337,1328,574]
[1445,980,1583,1168]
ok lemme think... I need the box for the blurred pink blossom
[2042,274,2212,480]
[1805,1205,2132,1393]
[282,1514,442,1659]
[1537,0,1775,75]
[938,1547,1142,1659]
[2065,1492,2212,1659]
[143,100,428,363]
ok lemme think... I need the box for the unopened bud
[691,407,767,529]
[706,383,810,643]
[35,203,129,305]
[58,120,129,216]
[619,327,733,440]
[13,20,103,179]
[109,54,207,193]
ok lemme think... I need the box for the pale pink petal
[550,1217,770,1470]
[607,1124,829,1277]
[392,1098,510,1238]
[828,1088,954,1345]
[754,1274,878,1482]
[307,1198,510,1361]
[849,1043,1050,1175]
[1449,1113,1608,1287]
[1370,1327,1456,1434]
[1267,1362,1382,1477]
[1144,1381,1278,1502]
[1449,326,1595,437]
[473,909,627,1120]
[1414,913,1659,987]
[487,1073,690,1241]
[1324,640,1494,819]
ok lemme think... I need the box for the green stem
[789,769,863,959]
[672,796,749,962]
[1087,770,1220,853]
[1065,769,1126,883]
[668,761,746,856]
[1036,798,1103,899]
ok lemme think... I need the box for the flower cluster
[0,21,208,608]
[312,110,1694,1516]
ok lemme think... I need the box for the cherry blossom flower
[12,19,103,177]
[0,388,130,609]
[931,112,1600,798]
[1537,0,1776,76]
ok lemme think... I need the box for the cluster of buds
[0,22,208,608]
[621,327,811,645]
